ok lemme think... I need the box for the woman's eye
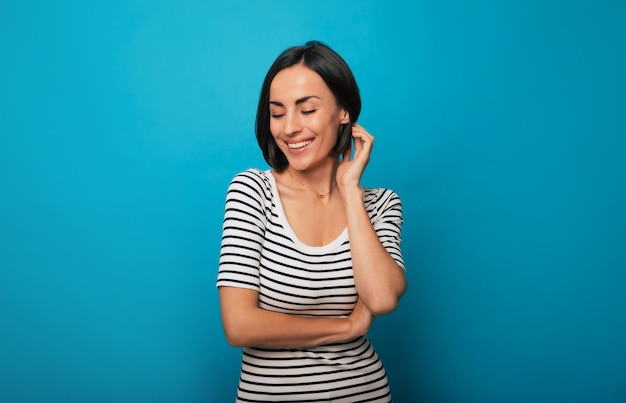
[302,109,317,115]
[270,114,284,119]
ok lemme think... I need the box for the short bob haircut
[255,41,361,171]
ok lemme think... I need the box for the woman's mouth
[287,140,313,149]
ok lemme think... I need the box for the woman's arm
[342,188,406,315]
[337,124,407,316]
[219,286,373,348]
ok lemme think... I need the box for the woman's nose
[284,113,301,136]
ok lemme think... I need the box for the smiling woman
[216,41,407,402]
[268,65,350,176]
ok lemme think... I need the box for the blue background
[1,1,625,402]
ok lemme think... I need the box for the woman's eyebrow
[295,95,321,105]
[269,95,321,107]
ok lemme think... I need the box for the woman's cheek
[269,121,280,139]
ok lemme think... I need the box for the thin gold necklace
[287,168,332,199]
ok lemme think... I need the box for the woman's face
[269,64,349,172]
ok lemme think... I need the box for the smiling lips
[287,140,313,149]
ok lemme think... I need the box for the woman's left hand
[336,123,374,193]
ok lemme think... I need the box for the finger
[351,128,366,146]
[352,131,371,155]
[351,124,374,143]
[352,132,364,155]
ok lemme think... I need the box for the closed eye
[270,113,285,119]
[302,109,317,115]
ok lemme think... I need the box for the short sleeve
[216,169,271,291]
[369,189,405,270]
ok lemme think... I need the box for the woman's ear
[340,109,350,124]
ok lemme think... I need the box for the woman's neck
[286,159,339,199]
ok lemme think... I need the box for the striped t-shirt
[217,168,404,402]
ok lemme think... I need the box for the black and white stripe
[217,168,404,402]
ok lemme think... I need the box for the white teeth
[287,140,312,149]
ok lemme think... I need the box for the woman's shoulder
[231,168,271,183]
[362,187,403,225]
[227,168,274,198]
[363,187,401,206]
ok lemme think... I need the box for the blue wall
[1,1,625,402]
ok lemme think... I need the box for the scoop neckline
[266,169,349,254]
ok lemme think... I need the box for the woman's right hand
[347,297,374,338]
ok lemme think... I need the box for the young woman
[217,41,407,402]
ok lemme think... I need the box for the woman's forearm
[219,287,371,348]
